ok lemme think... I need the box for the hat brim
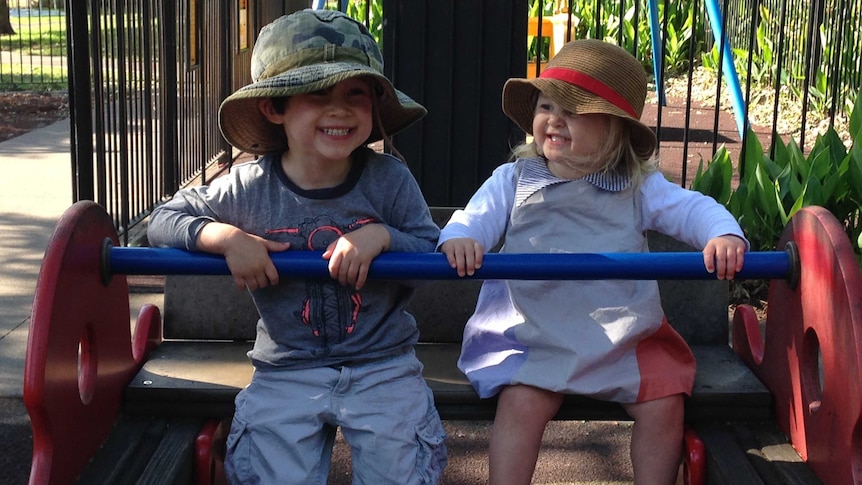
[502,78,657,157]
[219,62,426,154]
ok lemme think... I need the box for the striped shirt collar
[516,157,631,206]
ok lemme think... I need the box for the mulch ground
[0,91,70,143]
[644,95,775,189]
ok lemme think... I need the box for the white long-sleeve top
[439,158,747,402]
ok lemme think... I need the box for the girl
[439,39,747,485]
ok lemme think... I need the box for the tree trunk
[0,0,15,36]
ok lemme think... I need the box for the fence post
[161,2,178,196]
[66,0,94,201]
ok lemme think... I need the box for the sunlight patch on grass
[0,63,67,91]
[2,12,67,56]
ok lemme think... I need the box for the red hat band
[540,67,639,119]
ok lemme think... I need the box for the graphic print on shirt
[266,215,377,346]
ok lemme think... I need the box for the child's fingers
[458,243,484,277]
[264,261,280,286]
[232,275,247,291]
[723,246,746,279]
[442,243,469,276]
[263,240,291,253]
[471,241,484,270]
[353,264,370,291]
[232,271,270,291]
[708,245,746,280]
[226,257,277,290]
[441,239,484,277]
[460,249,476,276]
[450,250,469,277]
[702,247,717,273]
[714,253,728,279]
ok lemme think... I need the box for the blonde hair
[510,115,657,187]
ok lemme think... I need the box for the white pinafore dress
[457,162,696,403]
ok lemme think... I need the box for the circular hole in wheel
[801,328,824,414]
[77,323,97,405]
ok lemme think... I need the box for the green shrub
[691,95,862,263]
[530,0,706,76]
[345,1,384,47]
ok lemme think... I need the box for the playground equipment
[25,201,861,484]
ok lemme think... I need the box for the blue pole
[647,0,666,105]
[703,0,749,137]
[108,247,791,281]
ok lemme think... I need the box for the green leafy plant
[690,146,733,205]
[528,0,706,77]
[658,0,703,75]
[691,95,862,263]
[346,0,384,47]
[702,5,776,92]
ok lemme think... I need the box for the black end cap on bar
[783,241,800,290]
[100,237,114,286]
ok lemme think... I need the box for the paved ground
[0,119,73,397]
[0,119,73,484]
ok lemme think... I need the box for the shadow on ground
[1,398,32,485]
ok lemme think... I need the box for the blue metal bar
[703,0,748,138]
[647,0,666,105]
[108,247,791,281]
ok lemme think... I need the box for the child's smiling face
[531,93,612,179]
[266,77,374,165]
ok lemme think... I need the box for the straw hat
[219,9,426,155]
[502,39,657,157]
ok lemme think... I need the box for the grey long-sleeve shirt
[148,148,440,369]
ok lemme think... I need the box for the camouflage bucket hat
[502,39,657,158]
[219,9,427,155]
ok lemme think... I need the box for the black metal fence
[59,0,860,241]
[721,0,861,149]
[0,5,67,90]
[67,0,231,243]
[527,0,860,175]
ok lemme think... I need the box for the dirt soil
[0,91,70,143]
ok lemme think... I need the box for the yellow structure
[527,13,576,78]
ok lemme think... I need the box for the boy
[148,10,446,484]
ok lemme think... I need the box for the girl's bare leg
[623,394,685,485]
[489,385,563,485]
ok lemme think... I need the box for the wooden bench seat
[123,223,770,426]
[125,340,771,422]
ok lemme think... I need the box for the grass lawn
[1,10,67,90]
[2,10,66,55]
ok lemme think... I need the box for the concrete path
[0,118,72,399]
[0,119,72,484]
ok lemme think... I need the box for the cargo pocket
[415,391,448,484]
[224,405,253,483]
